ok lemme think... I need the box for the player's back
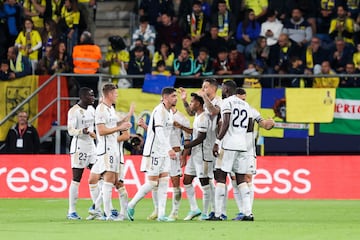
[221,95,251,151]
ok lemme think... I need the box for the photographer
[124,133,144,155]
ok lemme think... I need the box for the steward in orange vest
[73,31,102,74]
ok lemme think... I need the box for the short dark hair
[79,87,93,98]
[223,80,237,94]
[191,93,204,105]
[235,88,246,95]
[161,87,176,96]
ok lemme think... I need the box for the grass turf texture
[0,199,358,240]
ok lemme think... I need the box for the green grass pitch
[0,198,358,240]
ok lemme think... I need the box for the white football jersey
[143,103,173,158]
[170,110,191,147]
[67,104,96,153]
[204,95,222,161]
[95,103,119,155]
[192,111,213,161]
[221,95,251,151]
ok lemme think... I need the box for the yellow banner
[0,76,39,141]
[286,88,335,123]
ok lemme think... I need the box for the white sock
[222,183,228,216]
[239,182,251,216]
[68,181,80,213]
[102,181,113,217]
[157,177,169,218]
[248,182,254,211]
[209,180,215,212]
[171,187,181,215]
[152,186,159,214]
[201,184,211,216]
[232,179,242,213]
[89,183,99,205]
[215,183,225,217]
[94,190,103,211]
[128,181,157,209]
[184,184,198,211]
[117,186,128,216]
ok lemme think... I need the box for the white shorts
[184,151,214,179]
[146,156,171,177]
[214,148,224,170]
[221,150,252,174]
[91,149,120,174]
[70,148,96,169]
[169,152,182,177]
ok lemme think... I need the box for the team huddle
[66,79,274,222]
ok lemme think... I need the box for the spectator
[194,47,214,79]
[211,0,237,46]
[131,15,156,57]
[51,41,71,73]
[77,0,97,37]
[130,38,150,58]
[288,56,307,88]
[151,60,171,76]
[228,46,246,86]
[103,35,130,87]
[4,111,40,154]
[242,62,261,88]
[173,48,194,86]
[329,37,354,73]
[211,0,243,23]
[3,0,22,48]
[60,0,80,58]
[40,18,59,59]
[329,5,355,46]
[199,25,228,60]
[138,0,174,26]
[282,8,312,48]
[175,36,198,60]
[303,36,329,75]
[316,0,339,46]
[23,0,46,31]
[339,62,360,87]
[250,36,269,72]
[7,46,32,79]
[15,18,42,74]
[313,60,340,88]
[353,43,360,70]
[128,46,152,88]
[155,11,183,51]
[285,0,317,34]
[268,33,301,74]
[212,46,232,84]
[35,45,53,75]
[235,8,261,59]
[268,0,287,21]
[72,31,102,96]
[183,0,209,49]
[260,9,283,47]
[243,0,268,23]
[0,59,13,80]
[152,42,175,71]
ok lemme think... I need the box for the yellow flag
[286,88,335,123]
[0,76,38,141]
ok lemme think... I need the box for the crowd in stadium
[1,0,360,88]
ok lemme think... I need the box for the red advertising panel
[0,155,359,199]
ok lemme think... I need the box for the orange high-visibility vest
[73,44,102,74]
